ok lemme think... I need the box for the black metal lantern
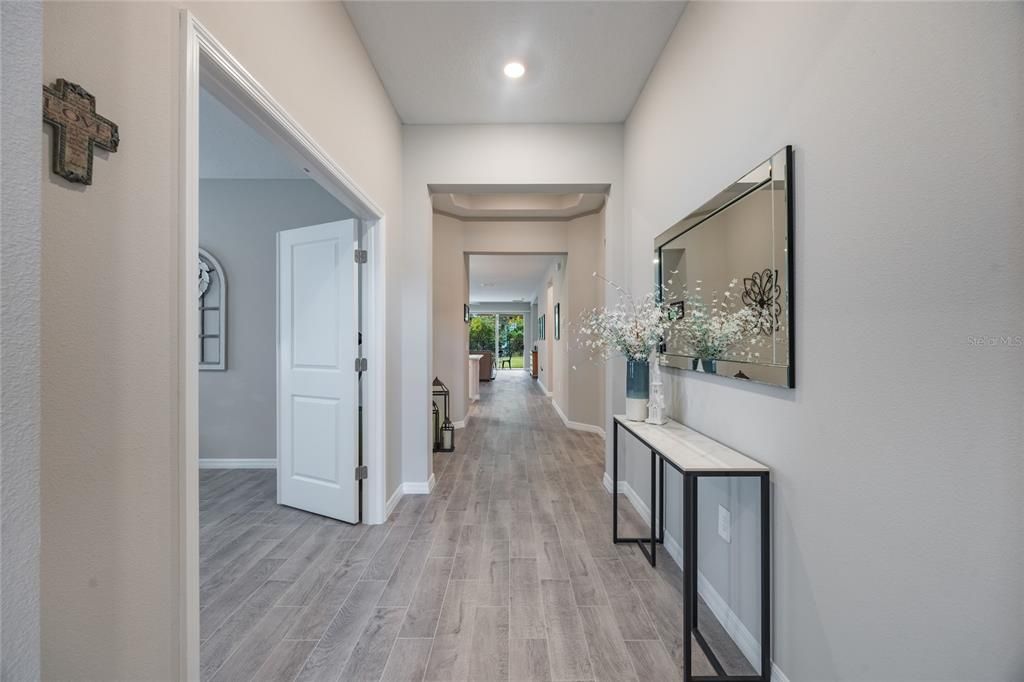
[432,377,454,452]
[432,400,441,451]
[441,417,454,452]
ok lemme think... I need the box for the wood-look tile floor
[199,371,754,681]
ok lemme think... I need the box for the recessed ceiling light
[503,62,525,79]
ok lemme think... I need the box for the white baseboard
[402,473,436,495]
[385,484,403,518]
[552,399,606,439]
[663,523,684,567]
[603,470,789,682]
[603,473,653,525]
[199,458,276,469]
[453,413,469,429]
[537,378,550,396]
[697,570,761,672]
[385,474,437,520]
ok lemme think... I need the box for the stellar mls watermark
[967,335,1023,347]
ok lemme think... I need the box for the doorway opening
[466,253,562,389]
[196,79,363,513]
[180,13,387,677]
[430,184,607,456]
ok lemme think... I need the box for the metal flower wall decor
[198,258,211,298]
[742,268,781,336]
[198,248,227,371]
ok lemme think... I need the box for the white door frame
[179,11,388,679]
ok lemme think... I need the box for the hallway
[199,372,747,681]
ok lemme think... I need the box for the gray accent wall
[1,2,42,678]
[623,3,1024,680]
[199,179,353,460]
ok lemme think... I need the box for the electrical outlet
[718,505,731,543]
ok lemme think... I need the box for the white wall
[535,259,564,401]
[405,125,625,488]
[469,302,532,314]
[431,213,468,421]
[40,3,402,677]
[623,3,1024,680]
[198,179,353,461]
[0,2,41,678]
[566,211,606,429]
[530,300,540,374]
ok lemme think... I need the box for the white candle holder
[646,355,668,425]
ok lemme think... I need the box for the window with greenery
[469,314,496,353]
[499,314,525,368]
[468,312,526,369]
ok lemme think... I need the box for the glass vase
[700,358,717,375]
[626,358,650,421]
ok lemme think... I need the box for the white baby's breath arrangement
[577,273,682,362]
[676,279,760,360]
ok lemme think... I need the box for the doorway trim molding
[180,11,388,678]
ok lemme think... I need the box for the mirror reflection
[656,146,793,388]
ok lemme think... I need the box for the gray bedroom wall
[198,179,353,461]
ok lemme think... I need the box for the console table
[611,415,771,682]
[467,354,483,401]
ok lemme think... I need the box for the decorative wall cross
[43,79,119,185]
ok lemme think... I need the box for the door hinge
[354,465,368,481]
[354,249,368,264]
[355,357,368,372]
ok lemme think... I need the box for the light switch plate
[718,505,731,543]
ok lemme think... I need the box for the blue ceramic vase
[626,358,650,421]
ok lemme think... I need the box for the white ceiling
[433,191,605,220]
[344,1,688,124]
[199,86,308,180]
[469,254,560,303]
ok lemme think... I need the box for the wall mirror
[655,146,793,388]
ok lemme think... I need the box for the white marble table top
[613,415,769,473]
[468,354,484,361]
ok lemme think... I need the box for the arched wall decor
[198,247,226,370]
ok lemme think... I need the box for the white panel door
[277,220,359,523]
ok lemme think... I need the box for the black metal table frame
[612,419,771,682]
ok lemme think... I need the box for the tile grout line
[373,603,413,682]
[418,441,466,682]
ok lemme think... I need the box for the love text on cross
[43,79,119,185]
